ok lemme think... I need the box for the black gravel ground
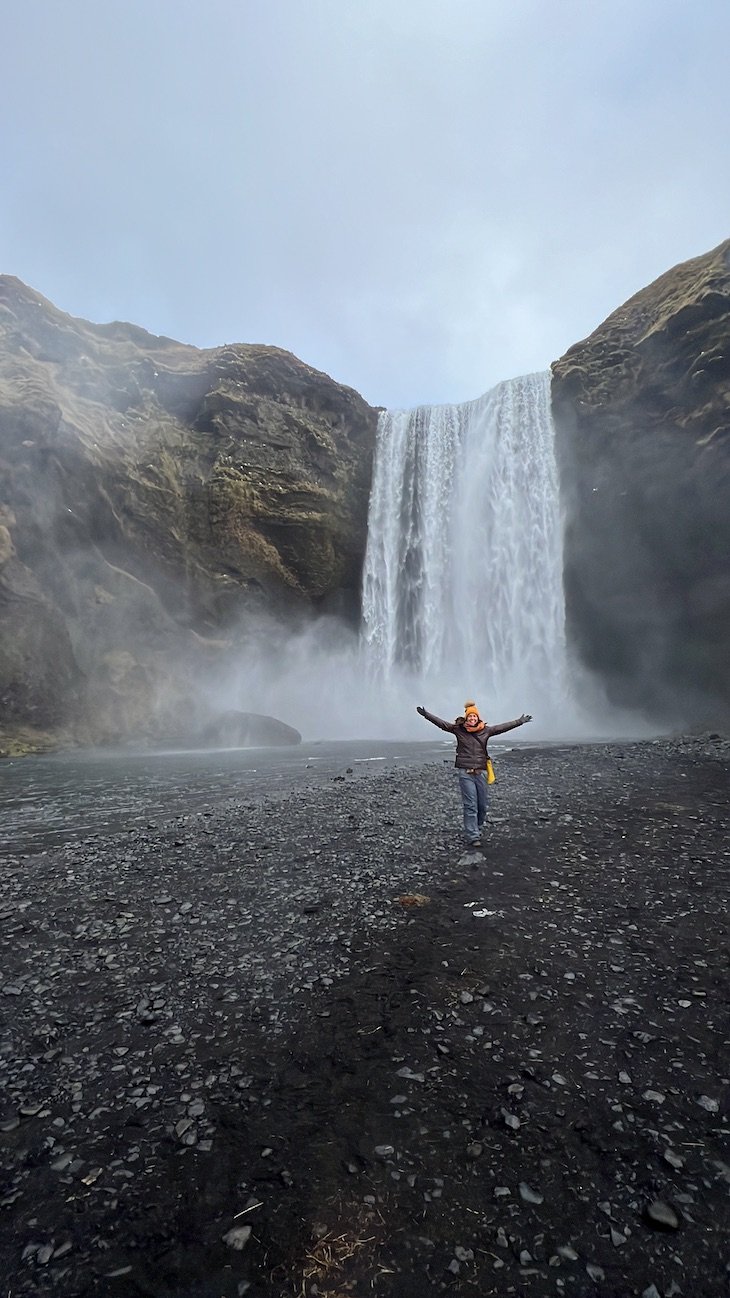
[0,736,728,1298]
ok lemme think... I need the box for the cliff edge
[0,278,377,751]
[552,240,730,722]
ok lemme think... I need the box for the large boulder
[193,710,302,749]
[552,239,730,723]
[0,277,378,750]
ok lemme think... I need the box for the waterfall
[361,372,570,722]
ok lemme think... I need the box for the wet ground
[0,735,728,1297]
[0,739,451,853]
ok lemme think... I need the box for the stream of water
[361,373,570,724]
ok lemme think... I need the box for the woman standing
[417,700,532,846]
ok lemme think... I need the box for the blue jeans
[457,770,489,840]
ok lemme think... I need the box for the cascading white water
[361,372,571,722]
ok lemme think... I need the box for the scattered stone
[558,1245,579,1261]
[222,1225,252,1251]
[454,1246,474,1262]
[645,1200,680,1231]
[501,1109,520,1130]
[697,1094,719,1113]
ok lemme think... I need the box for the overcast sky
[3,0,729,408]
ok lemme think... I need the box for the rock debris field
[0,736,729,1298]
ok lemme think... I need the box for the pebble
[395,1067,424,1082]
[557,1245,579,1261]
[645,1200,680,1231]
[519,1182,544,1204]
[586,1263,605,1281]
[222,1225,252,1251]
[697,1094,719,1113]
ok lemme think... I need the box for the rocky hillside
[552,239,730,723]
[0,278,377,753]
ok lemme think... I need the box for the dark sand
[1,736,728,1297]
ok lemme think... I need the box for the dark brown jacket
[420,708,526,770]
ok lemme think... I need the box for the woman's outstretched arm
[416,706,457,734]
[486,713,532,737]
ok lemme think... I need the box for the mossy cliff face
[0,277,377,750]
[552,240,730,721]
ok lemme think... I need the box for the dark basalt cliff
[552,239,730,721]
[0,278,377,753]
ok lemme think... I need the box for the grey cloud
[3,0,729,407]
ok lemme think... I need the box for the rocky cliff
[0,278,377,752]
[552,239,730,722]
